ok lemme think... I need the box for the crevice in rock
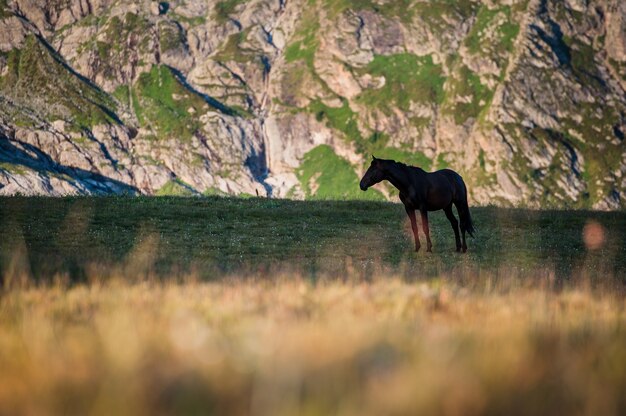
[261,25,277,49]
[216,61,249,89]
[230,18,242,31]
[167,65,238,116]
[82,129,120,172]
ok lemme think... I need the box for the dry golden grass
[1,272,624,416]
[1,198,625,414]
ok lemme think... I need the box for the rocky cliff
[0,0,625,208]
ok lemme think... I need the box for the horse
[359,156,475,253]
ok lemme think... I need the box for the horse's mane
[382,158,423,172]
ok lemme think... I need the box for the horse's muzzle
[360,183,368,191]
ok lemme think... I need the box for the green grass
[214,0,248,24]
[465,5,519,58]
[91,12,152,68]
[373,147,432,171]
[284,12,320,68]
[158,21,185,53]
[0,162,26,175]
[357,54,446,111]
[323,0,416,22]
[309,99,362,141]
[444,65,494,123]
[563,36,603,89]
[214,29,258,64]
[156,179,196,196]
[436,153,450,169]
[413,0,478,33]
[1,197,625,283]
[132,65,209,141]
[306,102,432,166]
[112,84,131,108]
[171,13,206,27]
[1,196,624,416]
[297,145,385,201]
[0,0,12,18]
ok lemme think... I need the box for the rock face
[0,0,625,208]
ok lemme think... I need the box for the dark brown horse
[360,156,474,253]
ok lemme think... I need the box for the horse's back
[429,169,467,200]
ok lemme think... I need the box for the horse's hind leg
[420,209,433,253]
[444,205,461,252]
[454,202,468,253]
[461,230,467,253]
[405,206,421,252]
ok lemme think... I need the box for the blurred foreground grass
[0,276,624,415]
[0,197,625,414]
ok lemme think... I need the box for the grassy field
[0,197,625,415]
[1,197,625,284]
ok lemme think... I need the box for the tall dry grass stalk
[0,271,624,416]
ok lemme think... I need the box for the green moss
[374,147,432,171]
[309,99,362,141]
[132,65,209,141]
[0,162,26,175]
[357,54,446,111]
[413,0,478,33]
[171,13,206,27]
[215,29,257,63]
[203,187,229,197]
[74,12,152,84]
[465,5,518,57]
[436,154,450,170]
[443,65,494,124]
[214,0,248,24]
[323,0,416,23]
[478,149,486,171]
[159,22,184,53]
[509,127,621,209]
[608,58,626,81]
[559,104,622,205]
[0,35,119,130]
[104,13,152,54]
[284,14,320,69]
[0,0,12,18]
[297,145,385,201]
[112,84,131,108]
[563,36,602,89]
[156,179,196,196]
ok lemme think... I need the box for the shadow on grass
[0,197,625,286]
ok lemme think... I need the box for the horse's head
[360,156,385,191]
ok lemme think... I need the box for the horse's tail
[455,176,475,238]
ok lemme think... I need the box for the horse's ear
[372,155,378,161]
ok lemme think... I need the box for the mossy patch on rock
[132,65,209,141]
[357,54,446,111]
[297,145,385,200]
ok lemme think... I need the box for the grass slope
[0,35,119,130]
[132,65,210,141]
[0,197,624,283]
[296,145,385,201]
[357,54,446,112]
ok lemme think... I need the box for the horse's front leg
[420,209,433,253]
[405,206,421,252]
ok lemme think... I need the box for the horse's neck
[384,163,413,193]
